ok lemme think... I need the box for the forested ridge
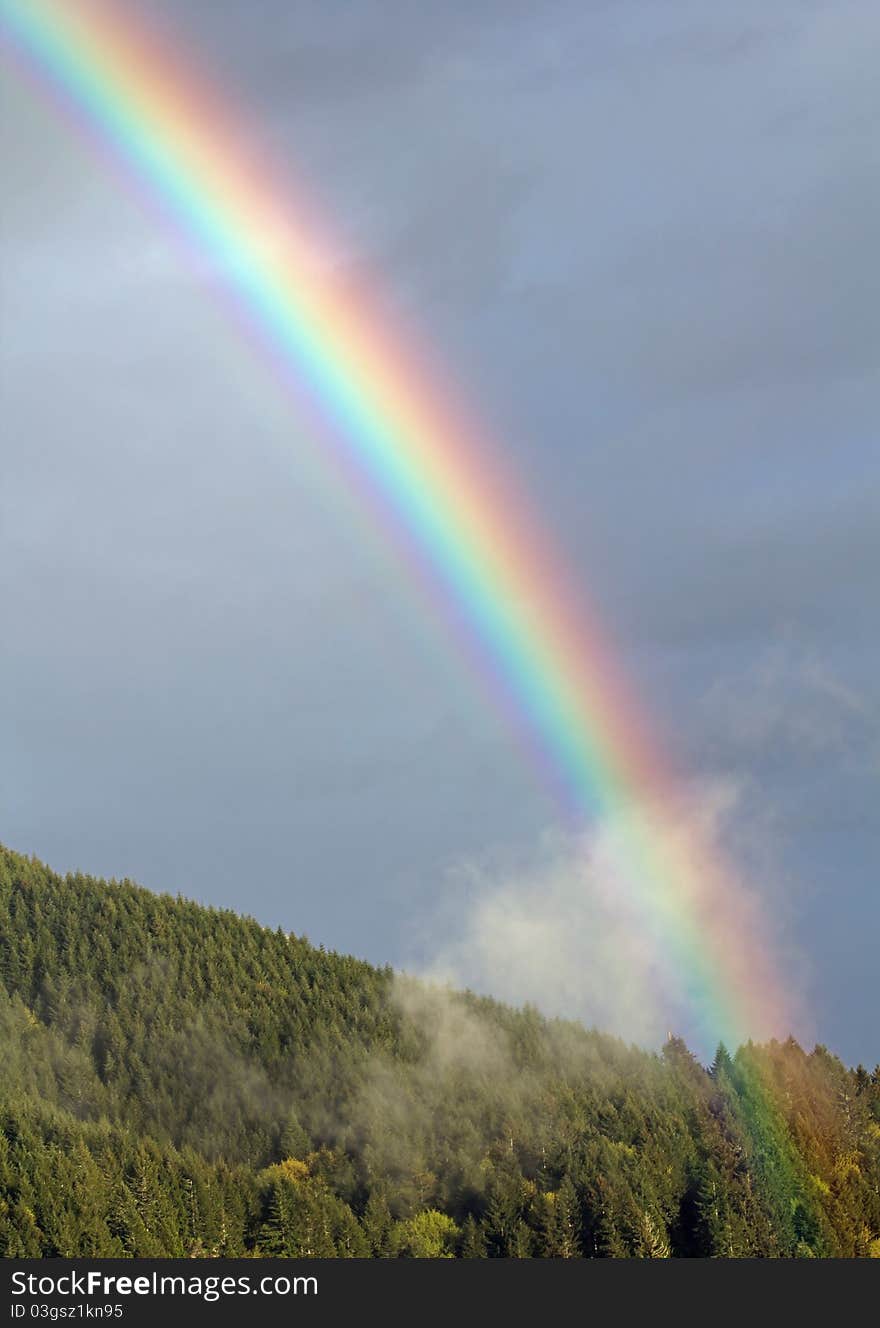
[1,843,878,1258]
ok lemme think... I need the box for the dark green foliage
[1,844,878,1258]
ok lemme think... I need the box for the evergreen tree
[0,843,877,1260]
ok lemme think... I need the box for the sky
[2,0,878,1064]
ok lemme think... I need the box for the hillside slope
[1,844,878,1257]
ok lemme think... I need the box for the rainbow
[1,0,794,1050]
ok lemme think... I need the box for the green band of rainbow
[0,0,794,1050]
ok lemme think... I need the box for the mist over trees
[1,844,878,1258]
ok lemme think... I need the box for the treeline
[0,844,878,1257]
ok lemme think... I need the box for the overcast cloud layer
[2,1,878,1062]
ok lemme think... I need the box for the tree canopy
[1,844,878,1258]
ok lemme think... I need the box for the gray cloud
[701,639,880,774]
[2,1,877,1062]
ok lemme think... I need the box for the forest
[1,843,878,1258]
